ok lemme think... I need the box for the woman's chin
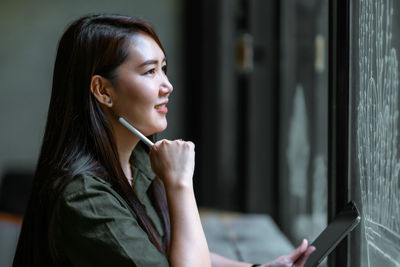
[155,124,168,134]
[146,122,167,136]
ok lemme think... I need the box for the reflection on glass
[356,0,400,266]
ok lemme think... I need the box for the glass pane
[350,0,400,266]
[279,2,329,265]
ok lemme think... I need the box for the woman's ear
[90,75,114,107]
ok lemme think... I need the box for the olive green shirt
[57,144,169,267]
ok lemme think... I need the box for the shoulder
[62,173,111,197]
[59,173,131,216]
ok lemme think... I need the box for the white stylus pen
[119,117,154,147]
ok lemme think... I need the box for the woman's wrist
[163,175,193,192]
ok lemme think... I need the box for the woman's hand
[263,239,315,267]
[149,139,195,189]
[210,239,315,267]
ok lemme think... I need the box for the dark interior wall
[184,0,240,210]
[246,0,280,215]
[184,0,281,214]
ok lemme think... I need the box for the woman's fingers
[289,239,308,262]
[287,239,316,267]
[264,239,315,267]
[149,139,195,189]
[293,246,315,267]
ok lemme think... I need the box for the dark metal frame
[328,0,350,266]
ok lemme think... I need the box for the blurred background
[0,0,329,265]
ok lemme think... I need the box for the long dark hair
[13,14,171,266]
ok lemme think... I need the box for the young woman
[13,14,314,267]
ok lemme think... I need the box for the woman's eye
[162,65,167,74]
[145,69,156,75]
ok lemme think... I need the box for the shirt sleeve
[57,175,170,267]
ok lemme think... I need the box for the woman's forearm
[149,140,210,266]
[210,252,253,267]
[166,182,211,267]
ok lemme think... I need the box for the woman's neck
[112,118,141,181]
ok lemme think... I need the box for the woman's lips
[155,103,168,114]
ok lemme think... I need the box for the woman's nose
[160,77,173,96]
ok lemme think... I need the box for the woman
[13,14,314,267]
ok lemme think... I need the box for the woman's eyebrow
[138,57,167,68]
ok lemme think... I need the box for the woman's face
[111,32,173,136]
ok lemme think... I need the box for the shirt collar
[130,142,155,201]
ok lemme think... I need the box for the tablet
[303,201,361,267]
